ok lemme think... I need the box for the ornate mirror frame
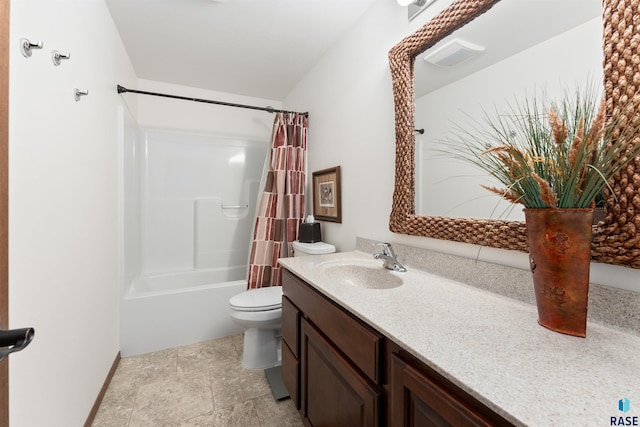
[389,0,640,268]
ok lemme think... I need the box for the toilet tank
[292,241,336,257]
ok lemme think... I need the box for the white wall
[283,0,640,292]
[8,0,137,425]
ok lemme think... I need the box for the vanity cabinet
[282,269,382,426]
[281,268,513,427]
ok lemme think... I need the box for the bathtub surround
[134,129,266,274]
[357,237,640,335]
[248,113,307,289]
[121,274,245,357]
[120,108,269,356]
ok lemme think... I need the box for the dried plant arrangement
[443,87,640,210]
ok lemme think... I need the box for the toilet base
[241,327,281,370]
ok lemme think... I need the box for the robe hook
[74,88,89,102]
[52,50,71,66]
[20,38,43,58]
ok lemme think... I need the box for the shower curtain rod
[116,85,309,117]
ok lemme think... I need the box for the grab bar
[221,204,249,209]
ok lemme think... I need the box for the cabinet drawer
[282,296,299,357]
[282,342,300,409]
[282,269,382,383]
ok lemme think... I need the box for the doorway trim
[1,0,10,425]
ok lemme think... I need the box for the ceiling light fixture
[423,38,485,67]
[397,0,428,6]
[398,0,438,21]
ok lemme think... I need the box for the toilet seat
[229,286,283,312]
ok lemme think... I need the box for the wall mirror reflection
[414,0,602,219]
[389,0,640,267]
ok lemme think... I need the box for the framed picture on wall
[312,166,342,223]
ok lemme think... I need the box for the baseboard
[84,351,121,427]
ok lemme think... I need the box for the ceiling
[106,0,602,102]
[105,0,377,100]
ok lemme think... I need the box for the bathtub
[120,268,246,356]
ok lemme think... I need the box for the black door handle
[0,327,35,362]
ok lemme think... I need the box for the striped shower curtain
[247,112,307,289]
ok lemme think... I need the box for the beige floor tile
[129,373,213,427]
[177,336,239,378]
[209,361,271,410]
[111,348,178,389]
[253,395,303,427]
[93,335,304,426]
[91,379,137,427]
[231,333,244,355]
[179,400,262,427]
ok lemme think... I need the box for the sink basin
[315,259,404,289]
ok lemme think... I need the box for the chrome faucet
[373,243,407,272]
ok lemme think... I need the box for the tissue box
[299,222,321,243]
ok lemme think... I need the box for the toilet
[229,240,335,370]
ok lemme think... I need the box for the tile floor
[92,334,303,427]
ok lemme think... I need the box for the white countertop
[279,251,640,427]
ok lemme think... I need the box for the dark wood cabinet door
[282,296,300,357]
[301,318,380,427]
[391,354,507,427]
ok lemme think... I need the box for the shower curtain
[247,112,307,289]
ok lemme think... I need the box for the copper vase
[524,208,594,337]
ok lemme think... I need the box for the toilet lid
[229,286,283,312]
[292,240,336,255]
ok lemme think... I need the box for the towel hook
[74,88,89,102]
[20,38,43,58]
[52,50,71,66]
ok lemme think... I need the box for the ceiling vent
[423,38,485,67]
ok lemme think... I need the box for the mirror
[388,0,640,268]
[413,1,602,219]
